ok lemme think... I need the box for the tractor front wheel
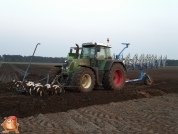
[72,67,95,92]
[103,63,126,90]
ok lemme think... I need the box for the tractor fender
[78,65,102,86]
[104,60,127,71]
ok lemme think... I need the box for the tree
[0,55,3,61]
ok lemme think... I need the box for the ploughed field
[0,64,178,133]
[1,94,177,134]
[0,64,177,118]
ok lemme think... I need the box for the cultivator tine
[150,55,155,68]
[140,54,144,69]
[157,55,162,68]
[121,53,125,61]
[122,53,167,70]
[144,54,148,68]
[124,53,130,69]
[132,54,138,70]
[162,55,167,67]
[148,54,152,68]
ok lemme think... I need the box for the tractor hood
[63,58,90,73]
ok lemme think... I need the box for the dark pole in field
[22,43,40,82]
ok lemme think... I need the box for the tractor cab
[80,42,112,60]
[64,41,113,75]
[67,42,112,60]
[80,42,112,68]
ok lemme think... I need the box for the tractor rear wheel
[143,75,153,85]
[49,67,62,84]
[103,63,126,90]
[72,67,95,92]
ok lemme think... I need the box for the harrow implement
[117,53,167,70]
[114,43,167,84]
[17,74,50,93]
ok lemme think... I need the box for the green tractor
[49,41,126,92]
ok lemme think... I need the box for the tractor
[16,41,166,94]
[49,41,127,92]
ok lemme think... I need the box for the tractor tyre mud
[72,67,95,92]
[103,63,126,90]
[143,75,153,85]
[49,67,62,84]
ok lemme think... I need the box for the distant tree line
[0,55,66,63]
[0,55,178,66]
[166,60,178,66]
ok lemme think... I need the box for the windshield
[81,45,95,58]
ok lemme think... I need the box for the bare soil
[0,64,177,118]
[0,94,178,133]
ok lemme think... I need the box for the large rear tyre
[103,63,126,90]
[49,67,62,84]
[72,67,95,92]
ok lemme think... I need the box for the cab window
[81,45,95,58]
[97,46,106,59]
[97,47,111,59]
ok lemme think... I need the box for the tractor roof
[82,42,111,48]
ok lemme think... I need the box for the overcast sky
[0,0,177,59]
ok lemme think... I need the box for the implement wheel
[103,63,126,90]
[72,67,95,92]
[143,75,153,85]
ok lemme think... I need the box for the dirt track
[0,64,178,133]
